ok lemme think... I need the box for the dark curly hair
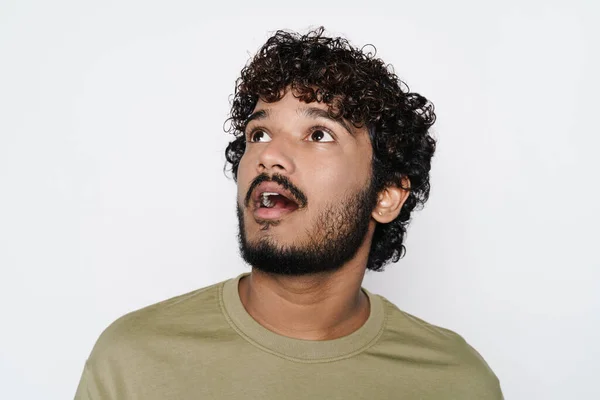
[225,27,436,272]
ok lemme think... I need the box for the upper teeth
[260,192,278,207]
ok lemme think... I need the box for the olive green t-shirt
[74,273,503,399]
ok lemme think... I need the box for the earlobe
[372,177,411,223]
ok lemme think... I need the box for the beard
[236,179,378,277]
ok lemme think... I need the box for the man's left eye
[307,129,335,142]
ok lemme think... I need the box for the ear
[372,176,411,223]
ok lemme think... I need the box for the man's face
[236,89,377,276]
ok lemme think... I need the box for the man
[75,27,503,399]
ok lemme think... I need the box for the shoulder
[87,279,224,364]
[375,295,503,398]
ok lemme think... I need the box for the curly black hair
[225,27,436,272]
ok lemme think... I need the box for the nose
[256,138,296,175]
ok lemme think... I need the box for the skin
[236,88,410,340]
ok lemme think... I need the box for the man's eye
[249,130,271,143]
[307,129,335,142]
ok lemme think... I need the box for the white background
[1,0,599,399]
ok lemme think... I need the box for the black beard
[236,181,378,277]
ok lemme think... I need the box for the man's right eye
[248,130,272,143]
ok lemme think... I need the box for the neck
[238,257,371,341]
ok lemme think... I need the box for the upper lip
[251,182,298,208]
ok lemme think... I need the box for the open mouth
[249,181,303,221]
[258,192,299,212]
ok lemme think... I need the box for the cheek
[237,149,250,172]
[237,148,257,178]
[309,150,370,191]
[236,155,253,204]
[301,161,359,204]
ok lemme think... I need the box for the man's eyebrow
[244,107,354,136]
[299,107,354,136]
[244,109,269,127]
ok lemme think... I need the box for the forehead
[248,91,359,137]
[253,90,328,113]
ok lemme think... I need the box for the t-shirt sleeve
[73,362,97,400]
[459,339,505,399]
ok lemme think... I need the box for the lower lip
[253,206,296,220]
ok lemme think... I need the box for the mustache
[244,173,308,208]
